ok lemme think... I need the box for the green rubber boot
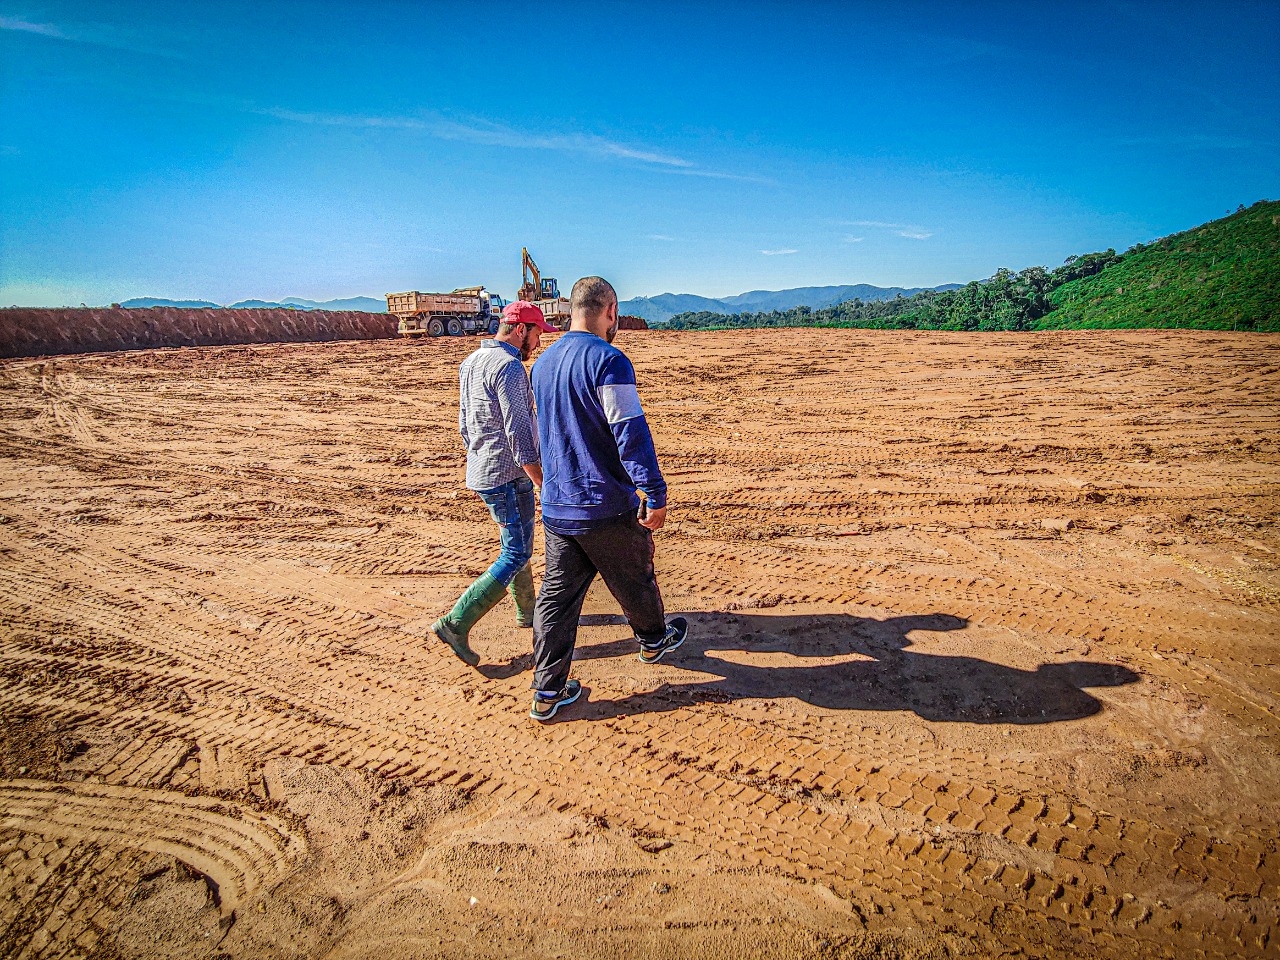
[510,563,535,628]
[431,573,507,666]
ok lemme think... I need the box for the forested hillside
[1039,201,1280,330]
[665,200,1279,332]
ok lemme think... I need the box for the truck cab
[487,293,508,334]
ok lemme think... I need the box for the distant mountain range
[114,284,965,322]
[277,296,388,312]
[118,298,223,309]
[619,283,962,324]
[116,296,387,312]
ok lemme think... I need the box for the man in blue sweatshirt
[527,276,688,720]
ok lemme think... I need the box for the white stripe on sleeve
[599,383,644,424]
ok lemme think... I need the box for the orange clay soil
[1,328,1277,959]
[0,307,396,359]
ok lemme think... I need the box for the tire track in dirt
[0,780,305,919]
[4,602,1276,959]
[0,831,147,960]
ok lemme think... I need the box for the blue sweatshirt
[531,331,667,533]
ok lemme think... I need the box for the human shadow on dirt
[477,654,533,680]
[564,611,1138,725]
[475,614,629,679]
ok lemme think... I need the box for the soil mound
[0,306,396,358]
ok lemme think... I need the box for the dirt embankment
[0,307,397,358]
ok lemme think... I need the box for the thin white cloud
[761,249,798,256]
[254,106,770,180]
[844,235,864,243]
[256,107,427,130]
[596,141,690,167]
[648,235,676,242]
[0,16,64,37]
[838,219,933,239]
[663,167,773,184]
[0,14,186,57]
[429,115,693,167]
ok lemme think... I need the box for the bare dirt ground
[1,328,1278,959]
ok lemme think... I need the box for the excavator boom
[519,247,541,302]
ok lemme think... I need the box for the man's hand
[522,462,544,488]
[639,505,667,532]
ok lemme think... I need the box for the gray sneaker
[529,678,582,721]
[638,617,688,664]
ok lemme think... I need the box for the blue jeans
[475,475,536,586]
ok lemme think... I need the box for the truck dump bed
[385,291,480,317]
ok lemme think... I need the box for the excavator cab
[539,277,559,299]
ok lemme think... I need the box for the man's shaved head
[570,276,617,322]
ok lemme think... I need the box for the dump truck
[518,248,572,330]
[386,287,504,338]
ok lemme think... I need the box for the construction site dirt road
[2,329,1278,959]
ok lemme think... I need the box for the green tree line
[665,200,1279,333]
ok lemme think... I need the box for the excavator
[519,247,559,301]
[518,248,571,329]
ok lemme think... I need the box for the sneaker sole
[638,631,686,664]
[529,683,582,721]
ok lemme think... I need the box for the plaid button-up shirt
[459,340,539,491]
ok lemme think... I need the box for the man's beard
[605,320,619,343]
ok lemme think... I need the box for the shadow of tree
[557,611,1137,724]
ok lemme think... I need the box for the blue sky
[2,0,1277,306]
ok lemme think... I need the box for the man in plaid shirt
[431,300,557,666]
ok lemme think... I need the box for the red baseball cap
[502,300,557,332]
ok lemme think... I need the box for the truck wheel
[446,318,464,336]
[427,317,445,337]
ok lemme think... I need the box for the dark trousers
[532,514,666,694]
